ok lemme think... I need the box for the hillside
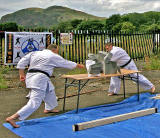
[121,11,160,26]
[0,6,105,28]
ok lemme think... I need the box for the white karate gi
[16,49,77,120]
[108,46,153,94]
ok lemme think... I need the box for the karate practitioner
[6,44,84,128]
[105,42,155,96]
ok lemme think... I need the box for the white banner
[60,33,73,44]
[5,32,54,65]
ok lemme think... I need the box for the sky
[0,0,160,19]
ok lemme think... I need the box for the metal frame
[63,79,89,112]
[62,71,140,113]
[121,72,140,100]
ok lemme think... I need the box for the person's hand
[20,75,26,82]
[76,64,85,68]
[19,69,25,82]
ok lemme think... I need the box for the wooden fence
[0,30,160,66]
[54,30,160,64]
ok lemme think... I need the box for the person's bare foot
[108,92,118,96]
[6,117,20,128]
[56,96,59,101]
[151,86,155,93]
[44,109,59,114]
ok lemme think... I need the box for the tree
[139,25,149,32]
[112,23,122,33]
[122,13,147,31]
[77,20,104,31]
[18,25,25,31]
[70,19,82,29]
[56,21,73,31]
[144,11,160,24]
[121,22,136,33]
[146,24,160,32]
[34,26,48,32]
[105,14,121,31]
[121,15,129,22]
[0,24,3,30]
[1,22,18,31]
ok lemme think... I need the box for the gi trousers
[109,60,153,94]
[17,86,58,120]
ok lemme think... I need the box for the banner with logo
[60,33,73,44]
[5,32,54,65]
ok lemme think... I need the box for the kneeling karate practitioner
[105,42,155,96]
[6,44,84,128]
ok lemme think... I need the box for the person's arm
[17,52,32,69]
[19,69,25,82]
[51,54,84,69]
[17,52,32,81]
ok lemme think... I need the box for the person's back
[110,46,131,67]
[29,50,52,68]
[28,49,57,76]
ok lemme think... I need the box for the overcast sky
[0,0,160,19]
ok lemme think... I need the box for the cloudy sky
[0,0,160,19]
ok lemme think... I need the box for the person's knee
[28,98,42,110]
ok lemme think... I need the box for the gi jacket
[17,49,77,91]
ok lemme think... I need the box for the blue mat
[3,92,160,138]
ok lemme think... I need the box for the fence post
[55,30,59,45]
[152,31,156,54]
[0,31,5,66]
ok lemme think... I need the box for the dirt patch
[0,60,160,138]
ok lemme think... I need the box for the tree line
[1,11,160,33]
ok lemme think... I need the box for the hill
[121,11,160,26]
[0,6,105,28]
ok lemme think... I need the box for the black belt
[120,58,132,68]
[28,69,50,78]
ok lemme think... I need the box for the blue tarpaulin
[3,92,160,138]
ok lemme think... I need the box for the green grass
[143,53,160,70]
[0,77,7,89]
[0,66,10,89]
[66,68,87,75]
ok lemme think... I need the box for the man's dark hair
[47,44,58,50]
[105,42,113,46]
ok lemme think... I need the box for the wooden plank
[150,95,160,99]
[73,108,157,131]
[61,69,141,80]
